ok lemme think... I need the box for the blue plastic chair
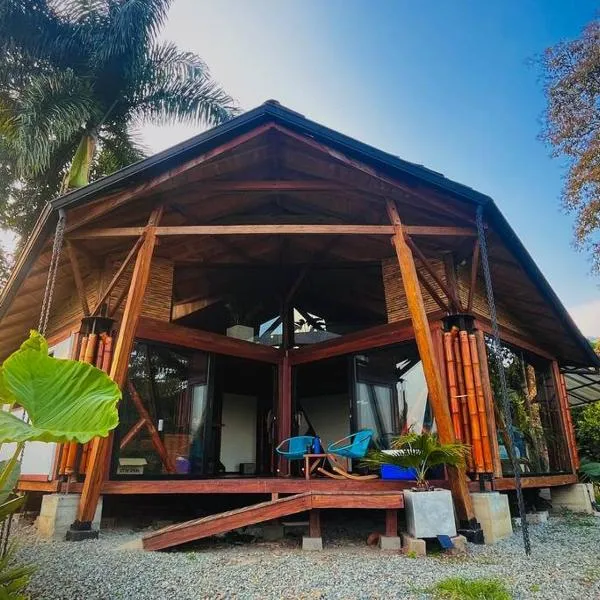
[276,436,315,461]
[327,429,374,460]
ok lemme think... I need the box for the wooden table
[303,453,330,479]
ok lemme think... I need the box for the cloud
[569,299,600,338]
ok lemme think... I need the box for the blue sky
[141,0,600,336]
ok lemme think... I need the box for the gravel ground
[12,512,600,600]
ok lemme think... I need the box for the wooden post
[385,199,474,523]
[385,509,398,537]
[277,352,292,476]
[309,509,321,538]
[551,361,579,473]
[74,206,163,528]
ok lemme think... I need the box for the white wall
[300,394,350,449]
[0,335,74,477]
[219,393,257,472]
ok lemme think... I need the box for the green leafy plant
[0,331,120,443]
[431,577,512,600]
[361,432,468,490]
[0,331,121,597]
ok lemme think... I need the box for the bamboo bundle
[468,333,494,472]
[443,332,464,441]
[80,333,114,475]
[452,330,474,471]
[459,330,485,473]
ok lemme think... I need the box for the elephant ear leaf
[0,331,121,444]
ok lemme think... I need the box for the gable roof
[1,100,598,368]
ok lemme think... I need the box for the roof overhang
[562,365,600,407]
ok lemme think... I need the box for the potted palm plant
[362,431,468,538]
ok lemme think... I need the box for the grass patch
[430,577,511,599]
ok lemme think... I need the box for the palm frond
[0,0,85,70]
[11,69,95,175]
[92,125,147,178]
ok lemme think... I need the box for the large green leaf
[0,332,120,444]
[0,497,25,523]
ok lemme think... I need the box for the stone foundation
[378,535,401,551]
[470,492,512,544]
[551,484,595,514]
[37,494,102,541]
[302,536,323,551]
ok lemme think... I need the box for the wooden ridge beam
[69,224,476,239]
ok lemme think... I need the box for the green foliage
[0,331,120,443]
[573,401,600,462]
[0,0,238,249]
[431,577,512,600]
[539,20,600,272]
[361,432,468,488]
[579,458,600,482]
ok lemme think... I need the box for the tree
[573,401,600,462]
[0,0,237,243]
[540,20,600,272]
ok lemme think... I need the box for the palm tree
[0,0,237,210]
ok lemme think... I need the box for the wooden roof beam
[69,224,476,239]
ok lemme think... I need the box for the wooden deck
[142,491,404,551]
[16,473,578,495]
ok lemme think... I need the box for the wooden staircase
[142,491,403,551]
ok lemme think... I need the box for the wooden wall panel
[103,256,174,322]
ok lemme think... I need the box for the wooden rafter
[404,234,461,312]
[65,241,90,317]
[467,239,480,313]
[91,235,145,315]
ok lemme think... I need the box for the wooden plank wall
[382,257,445,322]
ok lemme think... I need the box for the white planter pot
[404,489,456,538]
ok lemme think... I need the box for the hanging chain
[476,204,531,555]
[38,209,67,336]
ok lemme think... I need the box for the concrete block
[401,532,426,557]
[302,536,323,551]
[403,489,456,538]
[551,484,595,514]
[37,494,102,540]
[378,535,401,551]
[470,492,512,544]
[526,511,548,525]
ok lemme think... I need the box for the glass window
[485,337,570,475]
[114,342,210,478]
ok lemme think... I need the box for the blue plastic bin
[381,464,417,480]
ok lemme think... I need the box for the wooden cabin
[3,100,599,548]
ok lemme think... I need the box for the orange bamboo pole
[443,332,464,441]
[452,330,474,470]
[459,330,485,473]
[469,334,494,473]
